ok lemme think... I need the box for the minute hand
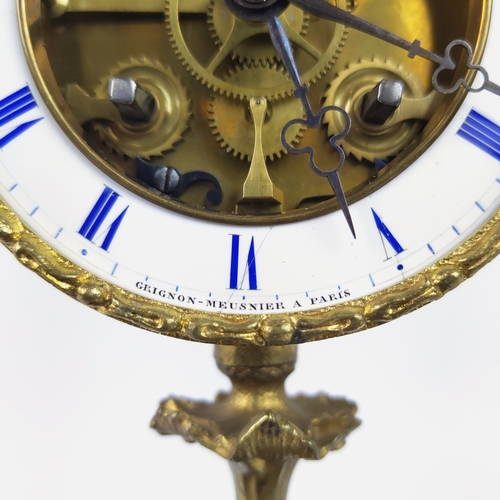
[288,0,441,63]
[289,0,500,96]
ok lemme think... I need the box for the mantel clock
[1,0,499,498]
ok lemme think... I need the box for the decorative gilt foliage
[1,200,499,345]
[150,344,360,499]
[151,389,359,461]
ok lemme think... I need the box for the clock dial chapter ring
[1,197,500,345]
[3,0,498,345]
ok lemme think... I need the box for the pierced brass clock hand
[289,0,500,97]
[266,15,355,238]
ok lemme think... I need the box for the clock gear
[207,0,310,66]
[208,66,305,161]
[166,0,352,99]
[322,58,429,163]
[61,59,192,159]
[91,61,192,159]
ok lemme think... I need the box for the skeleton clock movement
[1,0,499,498]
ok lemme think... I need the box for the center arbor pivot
[224,0,290,22]
[151,346,359,500]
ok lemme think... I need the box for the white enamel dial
[1,2,499,498]
[1,1,500,317]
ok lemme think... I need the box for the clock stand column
[151,345,360,500]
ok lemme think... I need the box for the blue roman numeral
[457,110,500,161]
[79,186,129,251]
[372,208,404,258]
[229,235,258,290]
[0,86,43,148]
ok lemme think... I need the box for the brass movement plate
[21,0,486,224]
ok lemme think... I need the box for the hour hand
[267,15,355,237]
[267,15,314,120]
[281,108,355,238]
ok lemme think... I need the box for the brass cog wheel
[166,0,352,99]
[323,58,424,163]
[207,0,309,66]
[208,66,305,161]
[222,62,296,100]
[92,60,191,159]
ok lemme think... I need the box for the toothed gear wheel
[323,59,424,163]
[92,61,191,158]
[222,63,295,100]
[209,67,305,161]
[166,0,352,99]
[208,0,309,66]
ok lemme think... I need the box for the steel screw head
[109,77,156,123]
[361,79,404,125]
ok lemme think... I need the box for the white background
[0,242,499,500]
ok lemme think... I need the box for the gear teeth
[208,65,306,161]
[231,13,311,66]
[92,58,192,158]
[300,14,310,35]
[208,0,311,67]
[323,58,420,163]
[166,0,351,99]
[220,61,294,101]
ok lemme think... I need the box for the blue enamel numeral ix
[0,86,42,148]
[457,110,500,161]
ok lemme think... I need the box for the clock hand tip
[339,199,356,238]
[338,198,356,238]
[347,218,356,239]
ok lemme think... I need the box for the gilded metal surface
[151,345,359,500]
[44,0,167,16]
[9,0,497,346]
[208,2,309,66]
[167,0,351,98]
[208,66,304,161]
[25,0,487,222]
[237,97,284,211]
[2,198,499,345]
[89,61,192,158]
[323,58,427,162]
